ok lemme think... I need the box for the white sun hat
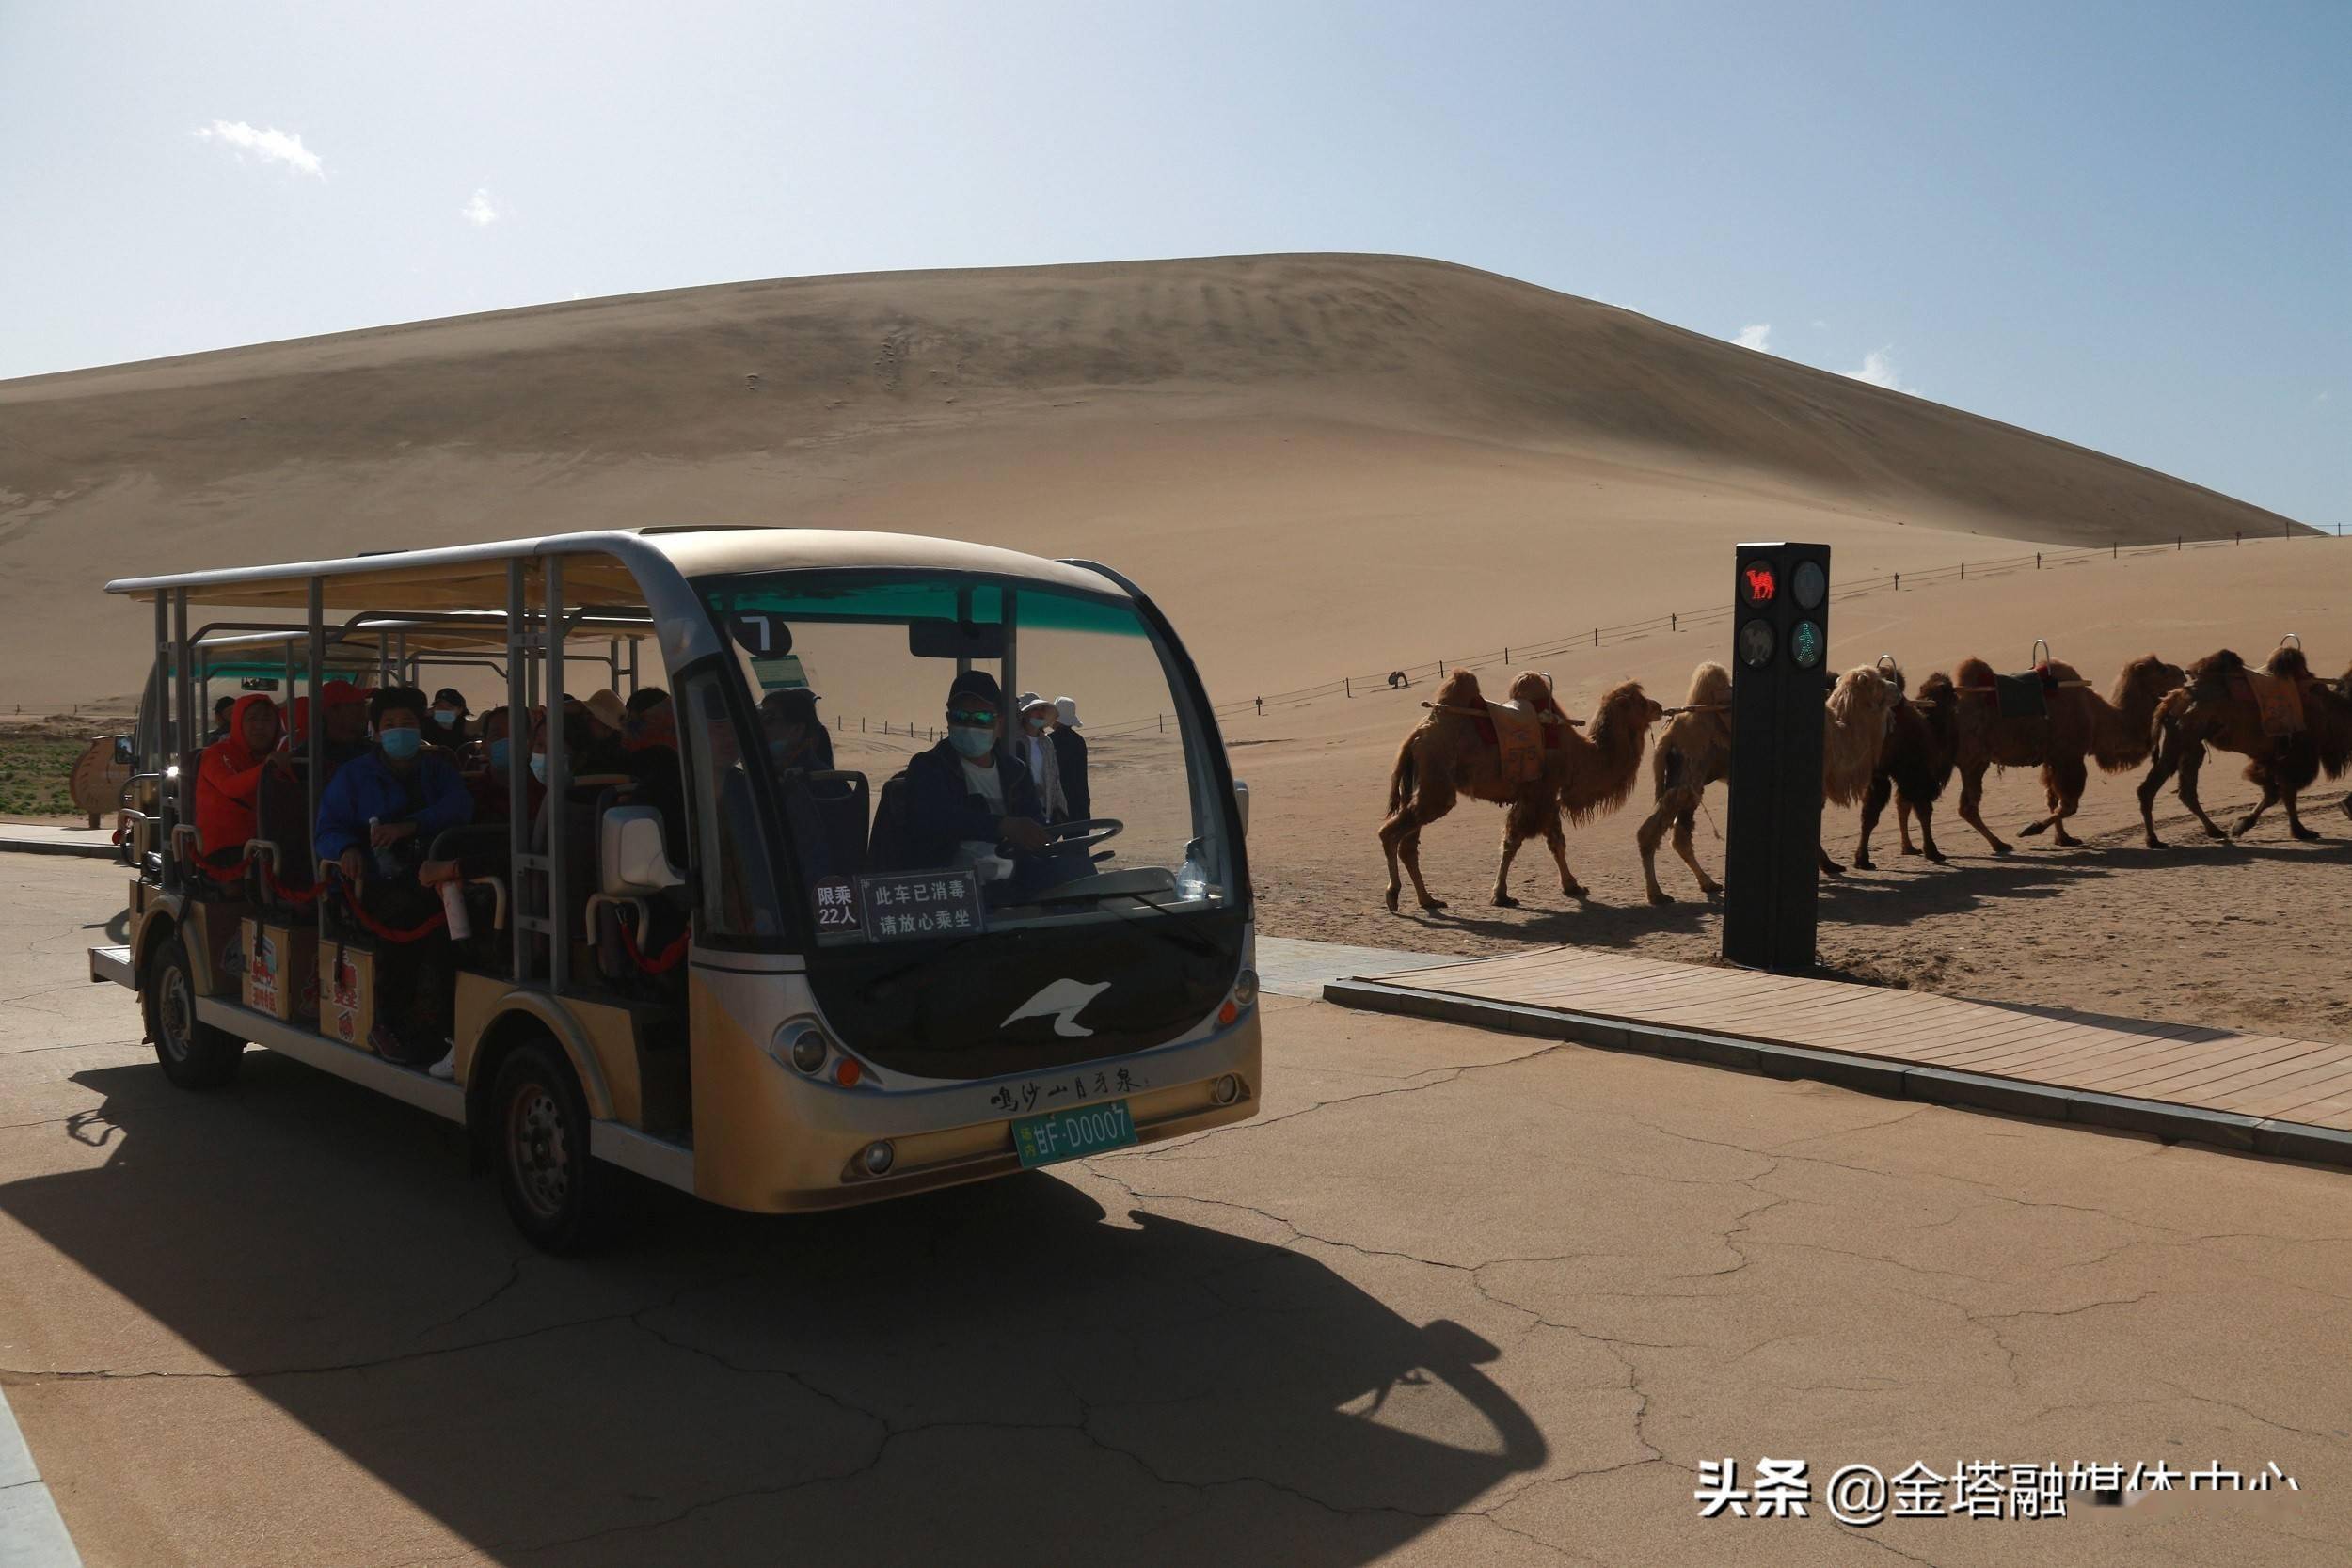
[1054,696,1081,727]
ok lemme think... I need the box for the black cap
[947,670,1003,708]
[431,687,469,712]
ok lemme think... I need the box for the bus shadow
[2,1056,1549,1567]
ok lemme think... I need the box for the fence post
[1961,561,1965,580]
[1502,647,1509,665]
[2113,542,2118,558]
[1894,573,1899,592]
[2234,532,2240,546]
[1159,713,1165,733]
[1672,612,1677,632]
[1592,627,1597,647]
[2177,536,2181,551]
[2035,553,2041,569]
[1344,676,1351,698]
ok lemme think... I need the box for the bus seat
[524,794,600,980]
[778,768,869,881]
[253,763,314,912]
[866,771,914,873]
[807,770,869,878]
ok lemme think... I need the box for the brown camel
[1950,655,2185,852]
[1817,664,1902,875]
[2137,646,2352,847]
[1633,660,1903,902]
[1635,662,1732,905]
[1381,669,1662,911]
[1853,666,1961,870]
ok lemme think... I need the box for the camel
[1381,669,1661,912]
[1852,667,1960,871]
[1634,663,1733,905]
[2137,646,2352,847]
[1633,660,1901,902]
[1817,665,1902,875]
[1949,654,2185,852]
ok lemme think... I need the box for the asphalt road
[1,856,2346,1567]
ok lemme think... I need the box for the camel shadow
[1400,893,1715,949]
[1814,853,2099,927]
[1,1057,1549,1567]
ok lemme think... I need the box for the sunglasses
[947,708,999,726]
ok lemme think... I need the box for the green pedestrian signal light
[1789,619,1824,670]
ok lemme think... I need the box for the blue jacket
[315,748,473,863]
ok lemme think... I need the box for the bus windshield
[702,568,1238,930]
[699,568,1246,1075]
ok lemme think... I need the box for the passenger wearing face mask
[757,687,834,773]
[1011,693,1070,823]
[314,687,474,1066]
[901,671,1059,883]
[427,688,472,754]
[464,706,545,822]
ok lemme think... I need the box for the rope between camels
[1420,701,1586,726]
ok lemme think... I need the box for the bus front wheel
[147,936,243,1089]
[492,1040,603,1253]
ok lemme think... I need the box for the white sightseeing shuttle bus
[91,529,1260,1248]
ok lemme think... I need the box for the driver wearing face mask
[901,671,1055,878]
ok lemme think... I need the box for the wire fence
[831,525,2341,743]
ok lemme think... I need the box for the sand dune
[0,253,2310,713]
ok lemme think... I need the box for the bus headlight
[1211,1073,1242,1106]
[1232,970,1259,1008]
[860,1140,895,1176]
[773,1022,830,1075]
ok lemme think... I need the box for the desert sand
[2,252,2344,1036]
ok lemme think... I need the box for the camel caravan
[1377,637,2351,915]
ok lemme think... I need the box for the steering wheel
[1040,817,1122,853]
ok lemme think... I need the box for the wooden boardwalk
[1324,943,2352,1163]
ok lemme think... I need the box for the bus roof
[104,528,1125,610]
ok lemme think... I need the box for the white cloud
[1810,319,1829,329]
[195,119,323,178]
[1845,347,1914,393]
[462,188,500,227]
[1732,323,1773,353]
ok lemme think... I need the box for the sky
[1,0,2344,524]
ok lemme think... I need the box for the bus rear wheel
[492,1040,602,1253]
[147,936,243,1089]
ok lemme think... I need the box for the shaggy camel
[1634,663,1733,904]
[1853,667,1961,870]
[1950,655,2185,852]
[1817,665,1903,875]
[2137,647,2352,847]
[1381,669,1662,911]
[1633,661,1902,902]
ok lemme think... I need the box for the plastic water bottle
[368,816,400,880]
[438,879,471,940]
[1177,839,1209,900]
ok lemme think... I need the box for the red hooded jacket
[196,693,283,856]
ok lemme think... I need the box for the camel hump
[1683,661,1731,708]
[1503,670,1556,712]
[2266,644,2311,681]
[1433,668,1484,708]
[1955,656,1995,689]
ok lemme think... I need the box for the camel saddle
[2232,669,2304,738]
[1475,700,1565,785]
[1988,664,2058,721]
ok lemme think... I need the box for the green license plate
[1012,1100,1137,1167]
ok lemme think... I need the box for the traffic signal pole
[1722,543,1831,973]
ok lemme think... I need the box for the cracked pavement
[2,857,2347,1566]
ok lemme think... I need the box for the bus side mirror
[1232,779,1249,837]
[113,736,136,766]
[600,806,684,895]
